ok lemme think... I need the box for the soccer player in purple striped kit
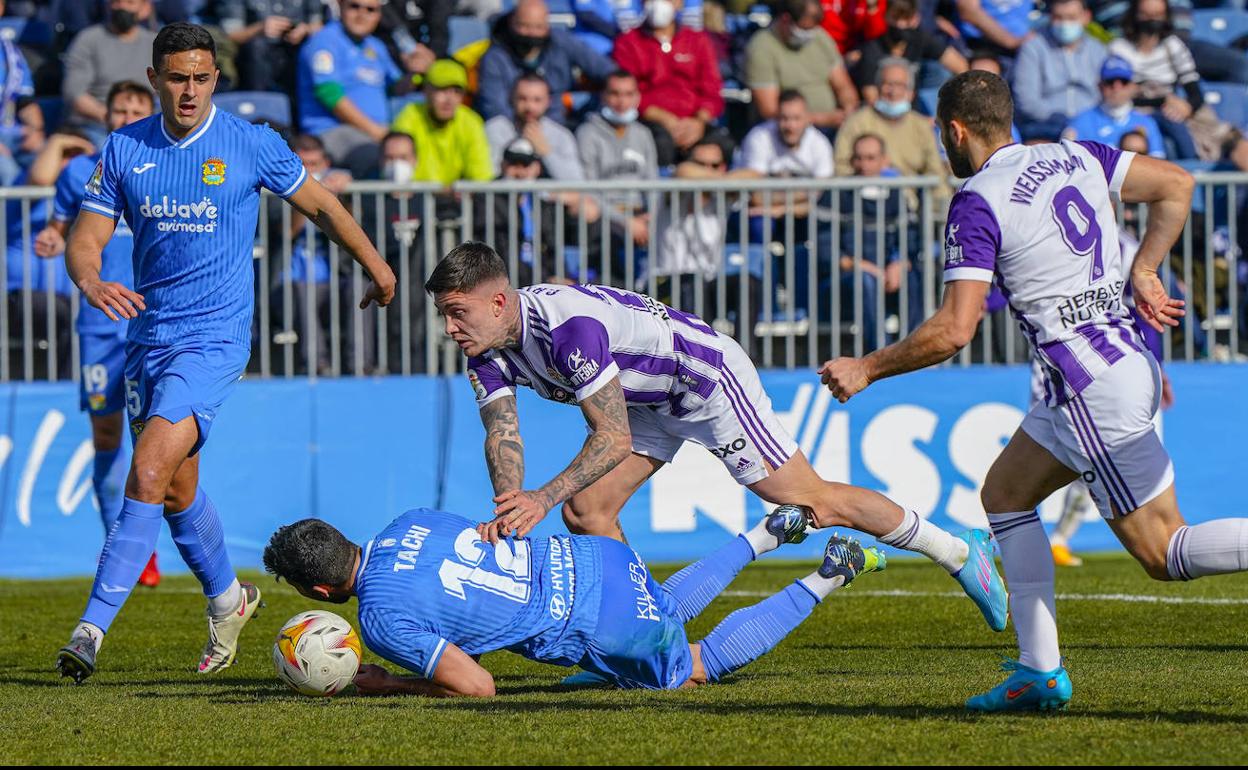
[821,70,1248,711]
[55,23,396,683]
[424,241,1010,641]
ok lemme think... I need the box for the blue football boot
[966,658,1073,712]
[953,530,1009,632]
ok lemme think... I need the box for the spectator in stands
[1109,0,1248,167]
[476,0,615,126]
[378,0,450,61]
[279,134,376,375]
[1012,0,1105,142]
[614,0,724,166]
[836,132,921,351]
[819,0,887,54]
[738,89,834,179]
[854,0,967,103]
[744,0,860,132]
[955,0,1034,61]
[485,73,584,180]
[475,137,603,284]
[577,70,657,249]
[0,9,42,185]
[1063,56,1166,158]
[62,0,158,146]
[296,0,424,178]
[834,58,945,179]
[220,0,324,93]
[392,59,494,185]
[1119,126,1152,155]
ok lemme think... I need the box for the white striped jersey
[468,284,724,414]
[943,140,1149,406]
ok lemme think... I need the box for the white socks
[1167,520,1248,580]
[207,578,243,618]
[799,571,846,600]
[989,511,1061,672]
[878,509,969,573]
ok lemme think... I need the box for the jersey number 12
[439,528,532,603]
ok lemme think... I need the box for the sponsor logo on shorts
[735,456,755,474]
[709,437,747,459]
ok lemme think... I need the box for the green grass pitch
[2,555,1247,765]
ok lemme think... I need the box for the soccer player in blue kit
[56,23,396,683]
[262,508,884,695]
[34,80,160,586]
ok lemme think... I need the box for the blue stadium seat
[1202,81,1248,129]
[1191,8,1248,45]
[35,96,63,132]
[448,16,490,54]
[214,91,292,127]
[917,87,939,116]
[0,17,52,47]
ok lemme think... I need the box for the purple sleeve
[467,355,516,407]
[942,190,1001,283]
[1075,140,1133,193]
[548,316,619,401]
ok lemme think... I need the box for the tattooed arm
[480,377,632,543]
[480,395,524,496]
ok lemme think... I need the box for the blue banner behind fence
[1,364,1245,577]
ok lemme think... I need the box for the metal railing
[1,172,1243,383]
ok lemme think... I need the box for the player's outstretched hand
[82,279,145,321]
[484,490,552,542]
[359,263,397,309]
[1131,269,1185,333]
[818,357,871,404]
[352,663,393,696]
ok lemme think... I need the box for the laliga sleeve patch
[85,159,104,196]
[312,49,335,75]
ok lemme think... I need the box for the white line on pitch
[721,589,1248,605]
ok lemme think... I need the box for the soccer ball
[273,610,362,697]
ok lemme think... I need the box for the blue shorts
[124,341,250,456]
[577,540,693,690]
[79,328,127,415]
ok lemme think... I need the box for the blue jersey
[5,172,73,296]
[297,21,400,136]
[1066,106,1166,159]
[81,105,307,346]
[959,0,1033,42]
[54,152,135,333]
[354,509,603,678]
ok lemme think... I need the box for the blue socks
[661,534,756,624]
[81,497,164,631]
[166,487,235,598]
[92,448,126,531]
[698,582,820,682]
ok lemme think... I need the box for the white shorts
[1020,351,1174,520]
[626,336,798,485]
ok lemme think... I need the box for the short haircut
[290,133,327,155]
[876,56,917,89]
[606,69,636,86]
[105,80,153,110]
[886,0,917,20]
[383,130,415,149]
[936,70,1014,142]
[152,22,217,72]
[263,519,357,588]
[853,132,887,156]
[424,241,510,294]
[513,71,550,96]
[1049,0,1087,11]
[692,132,734,162]
[779,0,822,22]
[778,88,807,108]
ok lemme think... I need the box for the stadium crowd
[2,0,1245,374]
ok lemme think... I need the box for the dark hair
[691,132,734,163]
[778,0,822,22]
[382,130,415,148]
[885,0,917,21]
[263,519,357,588]
[852,132,887,156]
[1123,0,1172,42]
[105,80,153,111]
[512,71,550,101]
[606,69,636,86]
[1048,0,1087,10]
[778,88,806,107]
[152,22,217,71]
[424,241,510,294]
[290,133,327,155]
[936,70,1014,142]
[1118,127,1151,152]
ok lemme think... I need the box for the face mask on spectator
[1137,19,1168,36]
[874,99,911,118]
[787,26,817,49]
[513,33,548,54]
[602,105,639,125]
[646,0,677,29]
[384,160,415,182]
[1052,21,1084,45]
[884,26,920,48]
[1105,101,1133,120]
[110,8,138,33]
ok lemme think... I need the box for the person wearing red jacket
[821,0,888,54]
[613,0,723,165]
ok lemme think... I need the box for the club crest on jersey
[201,158,226,186]
[945,223,964,265]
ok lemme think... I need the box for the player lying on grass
[262,506,883,694]
[425,241,1008,634]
